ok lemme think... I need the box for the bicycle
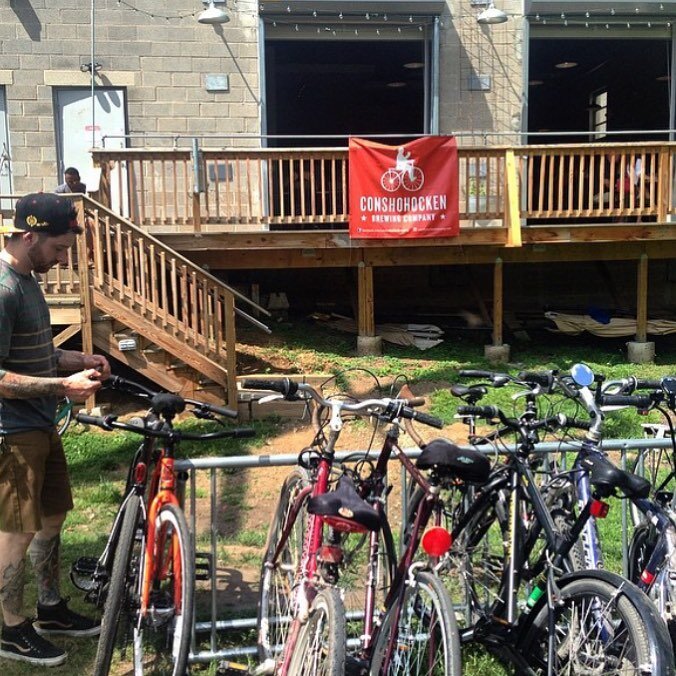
[436,395,674,674]
[246,377,463,675]
[562,367,676,648]
[69,376,255,676]
[381,165,425,192]
[55,396,73,436]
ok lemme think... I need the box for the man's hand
[62,369,102,402]
[83,354,111,380]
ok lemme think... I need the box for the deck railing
[85,200,237,372]
[93,141,676,232]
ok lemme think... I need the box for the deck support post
[357,262,381,356]
[628,253,654,363]
[76,224,95,411]
[485,257,510,364]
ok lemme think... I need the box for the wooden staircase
[38,195,266,409]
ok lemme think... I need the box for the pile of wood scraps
[313,313,444,350]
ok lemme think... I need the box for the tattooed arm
[0,368,102,402]
[0,369,65,398]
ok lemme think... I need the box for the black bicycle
[431,395,674,675]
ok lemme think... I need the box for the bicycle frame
[270,431,337,675]
[140,441,184,616]
[358,424,447,672]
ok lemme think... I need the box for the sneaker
[0,618,67,667]
[33,598,101,638]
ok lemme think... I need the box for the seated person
[55,167,86,194]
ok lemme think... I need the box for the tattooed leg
[29,534,62,606]
[0,531,33,625]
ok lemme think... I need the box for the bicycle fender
[521,568,674,675]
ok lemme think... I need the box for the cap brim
[0,224,24,234]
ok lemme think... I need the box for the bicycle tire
[369,570,461,676]
[55,397,73,436]
[631,444,676,528]
[257,467,310,667]
[339,516,397,654]
[519,572,674,675]
[132,502,194,676]
[93,493,143,676]
[443,487,509,628]
[286,587,346,676]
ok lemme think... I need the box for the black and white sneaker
[33,598,101,638]
[0,618,67,667]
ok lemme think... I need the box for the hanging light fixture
[477,2,508,24]
[198,0,230,24]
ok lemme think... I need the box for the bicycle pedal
[195,551,212,580]
[70,556,100,592]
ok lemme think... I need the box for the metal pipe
[174,436,676,472]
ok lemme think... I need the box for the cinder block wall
[0,0,262,193]
[440,0,523,144]
[0,1,523,193]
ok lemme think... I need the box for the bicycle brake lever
[257,393,284,405]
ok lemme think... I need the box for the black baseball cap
[1,192,80,235]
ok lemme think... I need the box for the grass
[4,323,676,674]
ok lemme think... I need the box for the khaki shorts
[0,428,74,533]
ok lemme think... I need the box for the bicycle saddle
[580,454,651,499]
[450,384,488,404]
[416,438,490,484]
[308,475,380,533]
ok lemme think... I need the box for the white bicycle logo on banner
[381,147,425,192]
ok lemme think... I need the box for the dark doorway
[264,39,426,147]
[528,38,671,143]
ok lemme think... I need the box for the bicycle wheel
[257,467,310,667]
[132,502,194,676]
[93,494,143,676]
[338,518,396,654]
[401,166,424,191]
[55,397,73,436]
[519,574,671,675]
[370,570,461,676]
[381,169,401,192]
[631,442,676,527]
[287,587,346,676]
[443,489,508,629]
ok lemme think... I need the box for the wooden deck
[2,139,674,385]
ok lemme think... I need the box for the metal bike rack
[174,436,676,666]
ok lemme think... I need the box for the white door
[0,87,12,200]
[54,88,128,214]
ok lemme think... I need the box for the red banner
[349,136,459,239]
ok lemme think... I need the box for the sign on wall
[349,136,459,239]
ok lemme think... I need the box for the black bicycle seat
[581,455,651,499]
[451,384,488,404]
[416,438,491,484]
[308,475,380,533]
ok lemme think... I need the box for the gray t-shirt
[0,258,58,433]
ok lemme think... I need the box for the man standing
[54,168,86,195]
[0,193,110,667]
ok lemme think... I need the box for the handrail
[80,196,267,368]
[93,141,676,234]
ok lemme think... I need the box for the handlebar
[456,406,590,437]
[242,378,443,429]
[106,376,238,419]
[599,393,654,409]
[75,413,255,441]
